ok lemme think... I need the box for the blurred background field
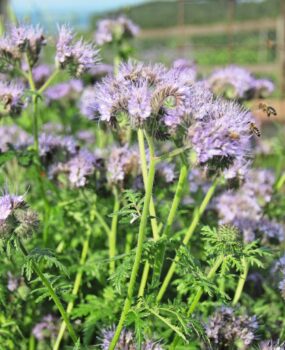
[3,0,285,109]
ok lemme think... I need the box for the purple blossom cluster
[56,25,100,77]
[216,168,284,243]
[207,65,274,100]
[44,79,83,103]
[0,80,27,117]
[205,306,258,348]
[99,326,163,350]
[259,341,285,350]
[95,16,140,46]
[0,191,38,239]
[0,125,31,152]
[32,314,58,341]
[106,145,140,186]
[0,24,46,67]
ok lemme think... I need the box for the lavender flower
[7,272,22,292]
[279,278,285,300]
[188,99,252,172]
[66,149,100,187]
[32,314,58,341]
[99,326,163,350]
[32,64,52,87]
[106,145,140,186]
[259,341,285,350]
[0,191,38,239]
[0,80,26,117]
[0,125,31,152]
[156,162,176,183]
[44,79,83,103]
[88,63,113,81]
[253,79,275,98]
[56,25,100,77]
[11,24,46,66]
[95,16,140,46]
[205,306,258,348]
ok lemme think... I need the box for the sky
[11,0,147,28]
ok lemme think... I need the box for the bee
[248,122,261,137]
[3,94,13,109]
[228,131,240,140]
[258,102,277,118]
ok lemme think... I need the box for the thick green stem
[152,154,189,284]
[53,232,90,350]
[137,129,159,298]
[232,257,249,306]
[188,255,224,316]
[156,178,218,303]
[18,239,78,345]
[109,188,120,275]
[108,131,156,350]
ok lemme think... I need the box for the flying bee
[258,102,277,118]
[248,122,261,137]
[228,131,240,140]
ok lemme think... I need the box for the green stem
[156,178,218,303]
[275,172,285,191]
[153,154,189,283]
[188,255,224,316]
[38,69,59,94]
[18,239,78,345]
[109,187,120,275]
[94,208,112,237]
[232,257,249,306]
[108,131,156,350]
[53,232,90,350]
[137,129,159,298]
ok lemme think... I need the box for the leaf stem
[17,239,78,345]
[156,178,218,303]
[38,69,59,94]
[108,130,156,350]
[232,257,249,306]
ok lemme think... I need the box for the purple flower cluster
[99,326,163,350]
[32,314,58,341]
[216,168,284,243]
[0,24,46,67]
[207,65,274,100]
[156,162,176,183]
[0,191,38,239]
[95,16,140,46]
[44,79,83,103]
[32,64,52,87]
[7,271,23,292]
[259,341,285,350]
[106,145,140,186]
[56,25,100,77]
[205,306,258,348]
[0,125,31,152]
[0,80,27,117]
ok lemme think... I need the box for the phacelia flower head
[95,16,140,46]
[106,145,140,186]
[0,125,31,152]
[56,25,100,77]
[205,306,258,348]
[0,191,38,240]
[99,326,163,350]
[44,79,83,104]
[259,340,285,350]
[188,99,253,172]
[32,64,52,87]
[0,80,26,118]
[32,314,58,341]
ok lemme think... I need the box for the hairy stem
[109,187,120,275]
[38,69,59,94]
[232,257,249,306]
[156,178,218,303]
[108,131,156,350]
[18,239,78,345]
[53,231,91,350]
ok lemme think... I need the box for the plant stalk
[109,187,120,275]
[108,131,156,350]
[232,257,249,306]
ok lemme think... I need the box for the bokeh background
[1,0,284,116]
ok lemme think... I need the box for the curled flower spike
[56,25,100,77]
[0,80,26,118]
[95,16,140,46]
[0,191,38,240]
